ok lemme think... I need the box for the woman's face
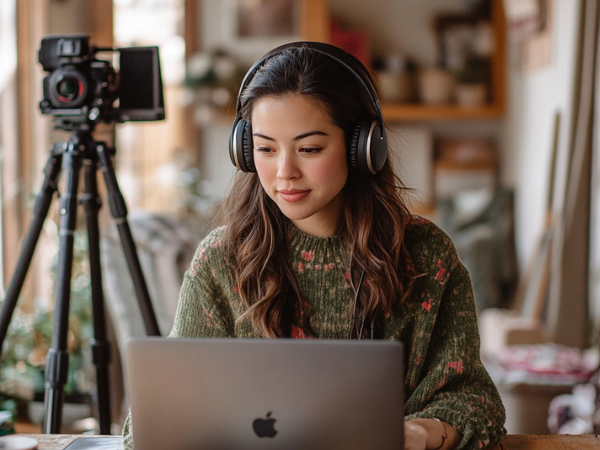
[251,94,348,237]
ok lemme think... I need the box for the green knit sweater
[123,216,506,450]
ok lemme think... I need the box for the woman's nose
[277,152,301,180]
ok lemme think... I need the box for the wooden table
[20,433,600,449]
[24,435,121,449]
[495,434,600,449]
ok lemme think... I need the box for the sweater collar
[287,223,345,250]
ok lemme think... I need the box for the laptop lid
[126,337,404,450]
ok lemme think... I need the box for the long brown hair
[222,45,415,338]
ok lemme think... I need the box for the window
[0,0,18,295]
[113,0,192,213]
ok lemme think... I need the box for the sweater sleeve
[169,228,236,338]
[168,271,235,338]
[404,258,506,450]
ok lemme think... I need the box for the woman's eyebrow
[253,132,274,141]
[252,131,329,141]
[294,131,328,140]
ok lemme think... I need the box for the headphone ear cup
[368,120,388,174]
[349,118,388,175]
[348,121,364,173]
[241,121,255,172]
[229,118,256,172]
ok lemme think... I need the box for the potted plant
[0,230,95,428]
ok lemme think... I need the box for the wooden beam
[301,0,329,42]
[88,0,113,48]
[490,0,507,114]
[87,0,114,149]
[186,0,199,58]
[184,0,201,165]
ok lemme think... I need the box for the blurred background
[1,0,600,439]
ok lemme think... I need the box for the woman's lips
[278,189,310,202]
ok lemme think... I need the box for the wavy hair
[222,45,416,338]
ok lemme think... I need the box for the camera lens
[48,67,88,108]
[56,75,82,102]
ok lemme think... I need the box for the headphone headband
[234,41,384,127]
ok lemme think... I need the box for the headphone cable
[349,268,365,339]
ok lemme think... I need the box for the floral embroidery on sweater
[446,359,464,374]
[302,250,314,262]
[435,259,448,284]
[291,324,310,339]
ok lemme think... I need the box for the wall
[506,0,581,269]
[201,122,237,200]
[48,0,89,33]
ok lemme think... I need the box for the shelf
[381,103,504,122]
[307,0,507,123]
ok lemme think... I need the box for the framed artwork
[433,12,493,101]
[200,0,301,65]
[237,0,298,38]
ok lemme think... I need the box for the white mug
[0,436,38,450]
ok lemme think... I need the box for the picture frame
[434,14,484,71]
[200,0,301,65]
[237,0,298,39]
[433,12,494,105]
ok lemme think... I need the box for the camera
[38,34,165,130]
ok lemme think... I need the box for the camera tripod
[0,129,161,434]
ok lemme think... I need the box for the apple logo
[252,411,278,438]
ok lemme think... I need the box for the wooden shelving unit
[301,0,331,43]
[381,103,504,121]
[301,0,507,122]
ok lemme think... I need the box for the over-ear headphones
[228,41,388,176]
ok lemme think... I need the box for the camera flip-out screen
[118,47,165,122]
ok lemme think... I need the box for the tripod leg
[43,145,82,434]
[96,143,160,336]
[81,159,112,434]
[0,147,63,353]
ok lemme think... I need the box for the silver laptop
[126,337,404,450]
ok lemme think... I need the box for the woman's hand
[404,420,429,450]
[404,418,460,450]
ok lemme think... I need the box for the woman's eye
[255,147,273,153]
[301,147,322,154]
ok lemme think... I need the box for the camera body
[39,34,165,130]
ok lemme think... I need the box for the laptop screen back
[126,337,404,450]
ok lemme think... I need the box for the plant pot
[377,71,415,103]
[455,83,488,107]
[418,68,455,105]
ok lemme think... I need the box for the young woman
[123,42,506,450]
